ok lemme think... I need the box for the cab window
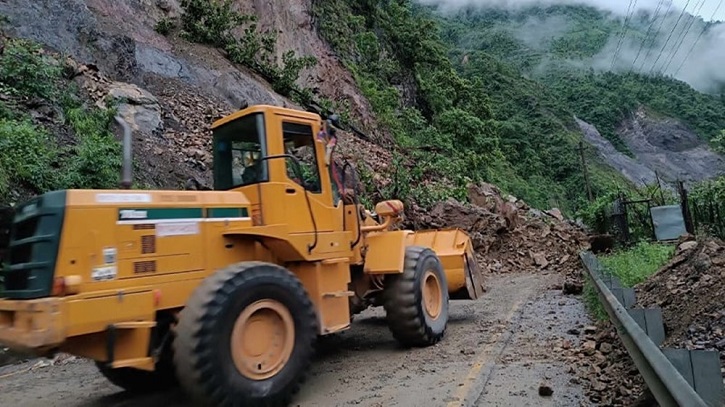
[212,113,268,190]
[283,122,321,193]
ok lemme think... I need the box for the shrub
[0,38,62,100]
[0,118,59,198]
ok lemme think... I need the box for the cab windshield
[212,113,268,190]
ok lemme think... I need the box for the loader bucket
[407,228,485,300]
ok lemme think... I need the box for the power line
[611,0,639,70]
[632,0,667,69]
[662,0,708,74]
[638,0,676,72]
[649,0,694,74]
[674,0,724,76]
[649,0,694,73]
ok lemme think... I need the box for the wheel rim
[230,299,295,380]
[422,270,443,319]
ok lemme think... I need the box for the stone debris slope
[561,323,647,405]
[637,236,725,380]
[407,183,589,289]
[563,235,725,406]
[67,56,390,192]
[403,182,662,405]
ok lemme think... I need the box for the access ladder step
[322,291,354,299]
[111,357,155,370]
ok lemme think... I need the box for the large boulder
[106,82,163,135]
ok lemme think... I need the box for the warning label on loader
[156,222,200,237]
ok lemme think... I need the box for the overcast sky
[673,0,725,21]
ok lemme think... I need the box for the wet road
[0,272,593,407]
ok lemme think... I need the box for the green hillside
[430,3,725,151]
[312,0,631,213]
[436,4,624,72]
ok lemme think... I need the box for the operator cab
[211,105,345,232]
[212,111,269,190]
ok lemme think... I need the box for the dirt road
[0,272,593,407]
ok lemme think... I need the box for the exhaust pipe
[114,115,133,189]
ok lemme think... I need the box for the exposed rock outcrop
[0,0,381,136]
[576,117,663,188]
[578,107,725,189]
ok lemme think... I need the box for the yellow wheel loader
[0,105,484,406]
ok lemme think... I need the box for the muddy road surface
[0,272,593,407]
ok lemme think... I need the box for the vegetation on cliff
[0,36,121,204]
[3,1,724,222]
[434,4,725,153]
[311,0,631,212]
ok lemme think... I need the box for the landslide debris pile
[61,57,392,192]
[407,183,589,283]
[70,61,233,188]
[637,236,725,376]
[556,325,646,405]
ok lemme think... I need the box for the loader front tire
[383,246,449,347]
[173,262,318,407]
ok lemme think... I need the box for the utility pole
[655,171,665,205]
[579,141,593,202]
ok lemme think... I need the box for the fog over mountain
[417,0,668,15]
[419,0,725,93]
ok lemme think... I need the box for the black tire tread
[173,261,318,407]
[383,246,449,347]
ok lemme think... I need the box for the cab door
[273,115,344,235]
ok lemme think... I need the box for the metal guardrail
[579,251,721,407]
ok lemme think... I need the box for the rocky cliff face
[576,118,664,189]
[616,107,725,185]
[579,107,725,189]
[2,0,280,106]
[0,0,389,190]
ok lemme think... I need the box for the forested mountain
[314,1,725,212]
[313,0,628,213]
[431,3,725,151]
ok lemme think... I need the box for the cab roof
[211,105,322,129]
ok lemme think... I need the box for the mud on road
[0,272,594,407]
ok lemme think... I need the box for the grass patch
[583,241,675,320]
[599,241,675,286]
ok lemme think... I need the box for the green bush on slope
[584,241,675,320]
[0,37,121,204]
[178,0,317,97]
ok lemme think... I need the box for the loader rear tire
[173,262,318,407]
[383,246,449,347]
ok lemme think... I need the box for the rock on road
[0,272,594,407]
